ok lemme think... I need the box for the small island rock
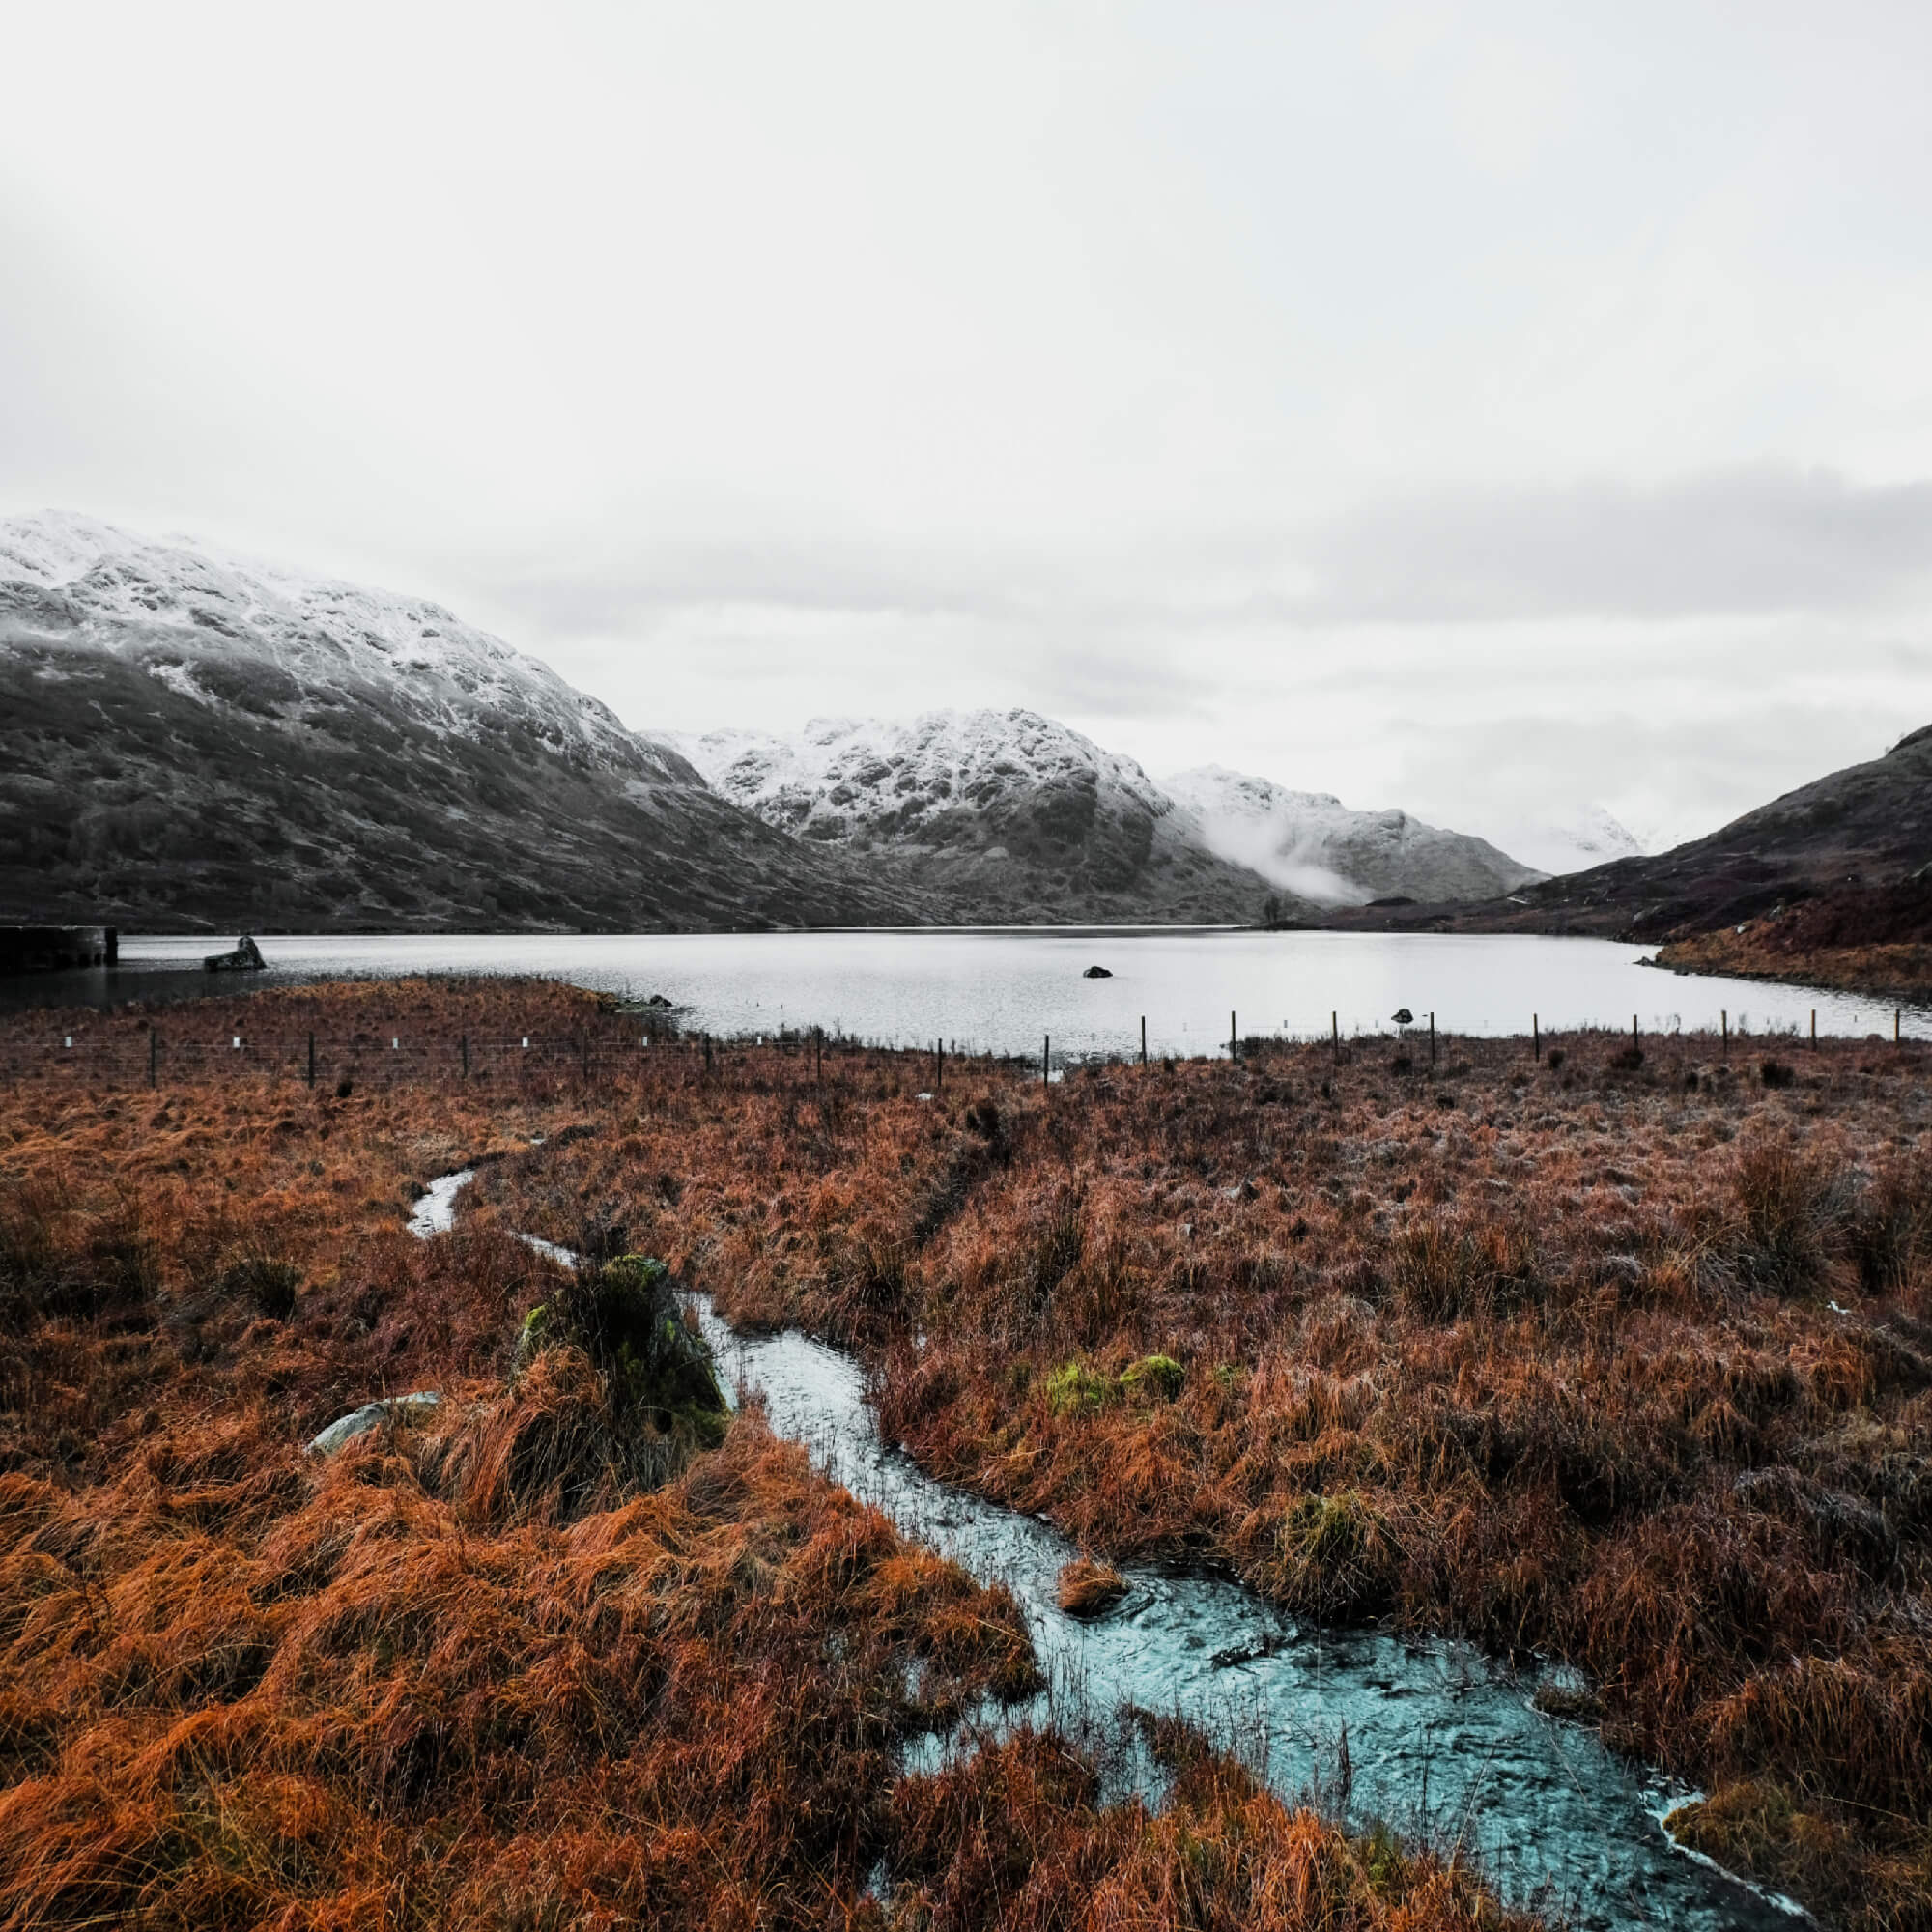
[205,935,266,973]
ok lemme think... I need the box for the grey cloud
[479,542,1037,636]
[1290,469,1932,623]
[474,468,1932,657]
[1387,702,1898,849]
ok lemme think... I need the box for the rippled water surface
[14,927,1925,1052]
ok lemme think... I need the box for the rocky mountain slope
[673,712,1291,923]
[1161,764,1545,904]
[0,513,935,931]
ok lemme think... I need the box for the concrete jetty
[0,926,118,976]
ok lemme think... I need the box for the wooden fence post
[1043,1034,1050,1091]
[1331,1011,1339,1064]
[1722,1009,1729,1055]
[1810,1009,1817,1049]
[1140,1015,1147,1066]
[1532,1013,1540,1062]
[1632,1014,1639,1056]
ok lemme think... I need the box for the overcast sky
[5,2,1932,853]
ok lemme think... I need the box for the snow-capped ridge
[673,707,1179,850]
[671,707,1277,923]
[0,509,696,788]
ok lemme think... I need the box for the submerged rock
[307,1390,440,1456]
[1082,964,1113,978]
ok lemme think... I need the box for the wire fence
[0,1023,1036,1094]
[2,1000,1918,1094]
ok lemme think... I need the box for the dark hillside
[1322,726,1932,971]
[0,635,935,932]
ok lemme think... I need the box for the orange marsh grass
[1,979,1548,1932]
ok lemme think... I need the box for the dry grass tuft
[1055,1556,1128,1617]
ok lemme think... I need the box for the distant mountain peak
[1493,805,1645,879]
[672,709,1276,923]
[1162,765,1543,905]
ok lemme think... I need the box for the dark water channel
[410,1171,1803,1929]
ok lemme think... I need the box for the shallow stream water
[407,1168,1802,1930]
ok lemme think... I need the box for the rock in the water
[1391,1007,1413,1025]
[205,934,266,973]
[307,1390,440,1456]
[1083,964,1113,979]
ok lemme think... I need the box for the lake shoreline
[5,926,1923,1043]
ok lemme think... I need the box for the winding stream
[409,1168,1803,1930]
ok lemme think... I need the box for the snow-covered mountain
[1492,805,1645,879]
[1161,765,1545,905]
[0,512,932,932]
[0,511,696,789]
[673,711,1291,923]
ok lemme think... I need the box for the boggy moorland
[4,977,1931,1927]
[0,979,1537,1932]
[474,994,1932,1929]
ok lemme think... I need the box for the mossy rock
[1121,1353,1185,1401]
[1046,1361,1114,1416]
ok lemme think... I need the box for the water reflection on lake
[8,927,1925,1052]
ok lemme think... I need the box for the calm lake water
[10,927,1926,1054]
